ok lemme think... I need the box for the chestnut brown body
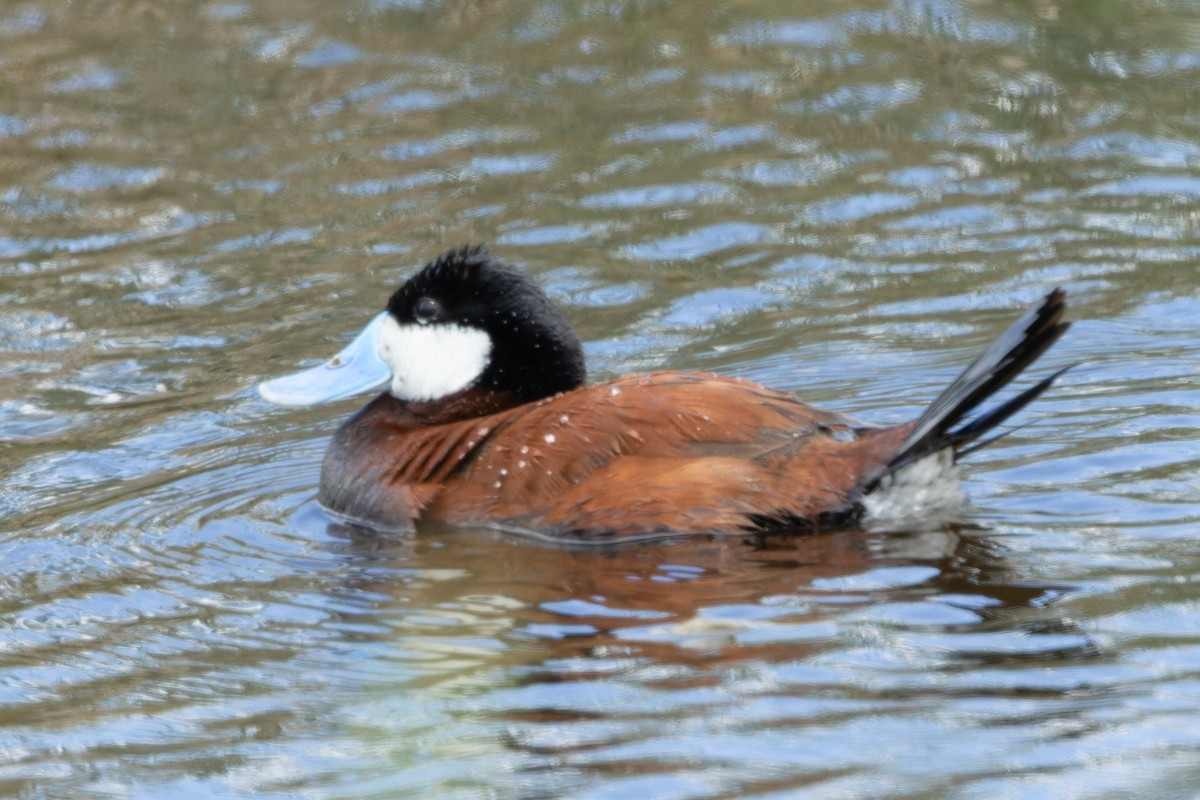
[320,371,915,536]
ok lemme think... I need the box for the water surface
[3,1,1200,797]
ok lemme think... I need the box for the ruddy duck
[260,246,1069,537]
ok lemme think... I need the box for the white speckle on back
[610,386,621,396]
[517,460,526,468]
[559,414,569,424]
[544,433,556,444]
[520,445,529,454]
[377,316,492,401]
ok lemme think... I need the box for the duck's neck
[388,388,525,426]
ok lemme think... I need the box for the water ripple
[3,1,1200,797]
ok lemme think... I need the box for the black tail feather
[869,289,1070,489]
[944,365,1072,452]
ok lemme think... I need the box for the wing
[431,372,907,535]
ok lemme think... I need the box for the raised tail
[867,288,1070,492]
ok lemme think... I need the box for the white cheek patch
[377,316,492,401]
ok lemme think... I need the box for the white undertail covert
[861,449,965,528]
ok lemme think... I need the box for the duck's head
[259,245,586,408]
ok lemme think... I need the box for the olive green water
[4,1,1200,797]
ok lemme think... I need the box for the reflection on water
[3,0,1200,797]
[307,522,1084,797]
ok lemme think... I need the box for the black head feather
[386,246,586,402]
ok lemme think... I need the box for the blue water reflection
[2,0,1200,797]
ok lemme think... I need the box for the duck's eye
[414,296,442,323]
